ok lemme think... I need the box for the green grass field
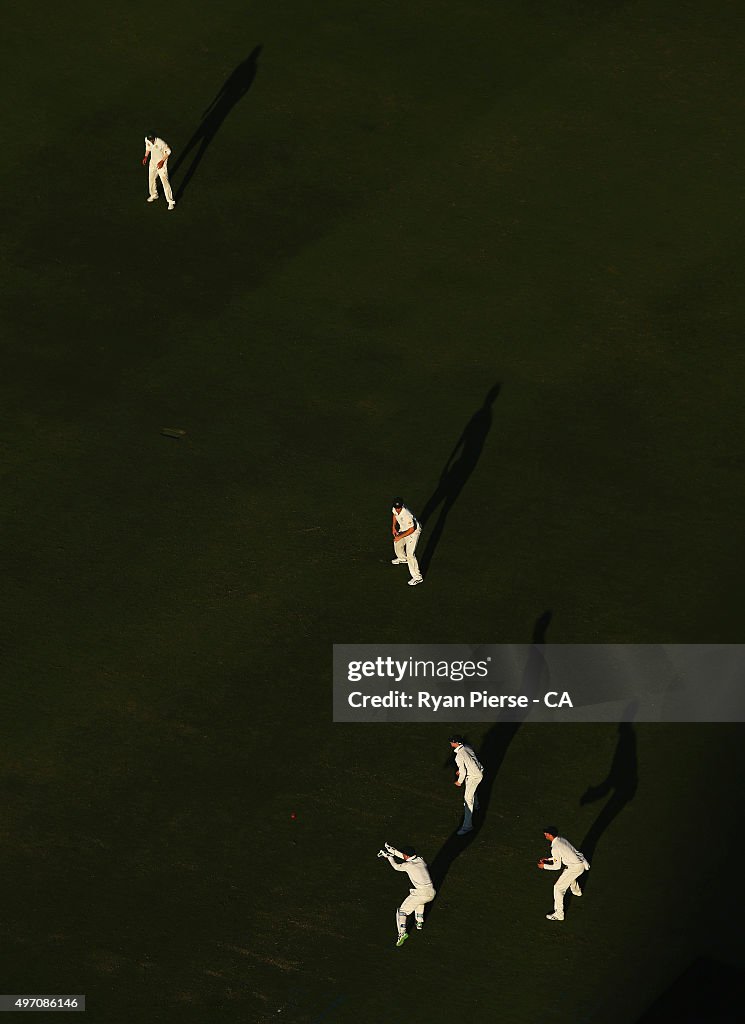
[3,1,745,1020]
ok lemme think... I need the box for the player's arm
[391,513,398,537]
[379,851,407,870]
[142,147,150,166]
[539,856,561,871]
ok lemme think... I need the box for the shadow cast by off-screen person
[418,383,501,577]
[428,611,552,894]
[578,701,639,890]
[171,45,263,200]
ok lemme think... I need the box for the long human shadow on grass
[578,701,638,890]
[418,383,501,577]
[171,45,263,200]
[428,611,552,893]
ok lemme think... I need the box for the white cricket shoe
[570,887,582,897]
[391,558,407,564]
[546,913,564,921]
[408,577,423,586]
[147,196,158,203]
[168,201,176,211]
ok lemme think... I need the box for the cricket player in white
[449,735,484,835]
[537,827,590,921]
[390,498,423,586]
[142,135,176,210]
[378,843,435,947]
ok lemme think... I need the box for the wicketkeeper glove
[384,842,397,854]
[377,849,388,859]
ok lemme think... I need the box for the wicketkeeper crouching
[377,842,436,947]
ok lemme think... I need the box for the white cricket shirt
[145,136,172,163]
[545,836,590,871]
[392,505,418,533]
[453,743,484,782]
[390,854,434,890]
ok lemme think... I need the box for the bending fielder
[377,843,436,947]
[537,826,590,921]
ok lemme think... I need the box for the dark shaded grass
[2,1,745,1021]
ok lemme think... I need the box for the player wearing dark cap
[449,735,485,835]
[390,498,423,586]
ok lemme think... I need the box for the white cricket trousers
[393,527,422,581]
[396,884,436,934]
[461,773,483,829]
[553,863,588,916]
[149,159,174,203]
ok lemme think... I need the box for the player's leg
[396,893,415,946]
[148,159,159,200]
[566,863,585,897]
[158,164,175,207]
[396,891,419,944]
[414,888,435,930]
[404,529,423,583]
[414,900,425,929]
[460,777,478,831]
[459,798,473,834]
[552,870,573,918]
[392,535,408,564]
[473,777,481,811]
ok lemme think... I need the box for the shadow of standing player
[418,384,501,576]
[578,701,639,889]
[171,45,263,200]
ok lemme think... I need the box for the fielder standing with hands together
[390,497,423,586]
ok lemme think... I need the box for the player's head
[543,827,558,841]
[448,734,464,747]
[391,497,404,511]
[399,846,416,859]
[146,134,156,142]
